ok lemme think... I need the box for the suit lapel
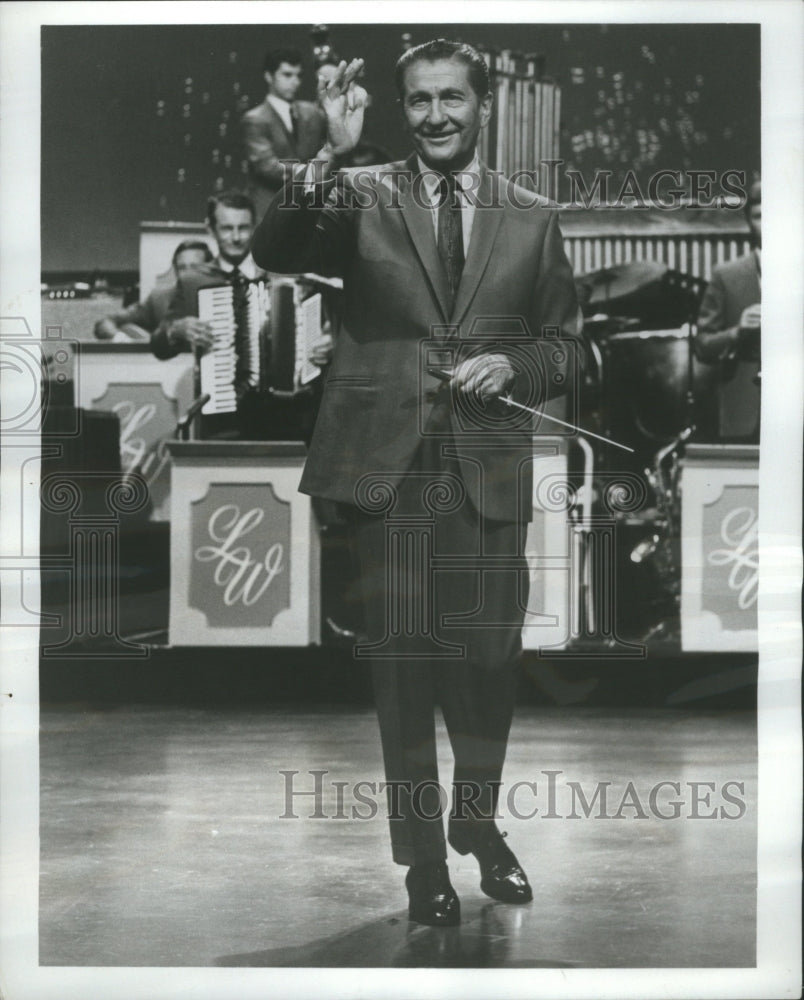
[263,99,295,147]
[398,154,451,321]
[451,164,504,326]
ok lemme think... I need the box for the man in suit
[151,188,331,441]
[696,179,761,440]
[252,40,582,927]
[241,48,327,220]
[94,240,213,342]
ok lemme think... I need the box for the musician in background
[94,240,212,342]
[241,48,327,221]
[696,179,761,362]
[696,178,761,439]
[151,188,332,441]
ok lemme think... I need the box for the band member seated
[252,41,583,926]
[151,188,332,442]
[696,178,761,440]
[93,240,212,342]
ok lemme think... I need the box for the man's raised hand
[317,58,368,157]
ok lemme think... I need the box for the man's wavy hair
[395,39,490,100]
[206,189,256,228]
[264,48,304,75]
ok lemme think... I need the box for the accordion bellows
[197,278,323,415]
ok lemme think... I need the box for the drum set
[571,261,719,646]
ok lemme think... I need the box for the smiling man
[252,39,582,927]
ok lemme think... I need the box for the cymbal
[581,261,668,305]
[583,314,642,336]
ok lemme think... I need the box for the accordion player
[154,272,337,443]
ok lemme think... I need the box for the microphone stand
[175,394,210,441]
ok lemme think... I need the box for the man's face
[401,58,492,172]
[266,62,302,102]
[173,248,209,280]
[209,205,254,265]
[748,203,761,248]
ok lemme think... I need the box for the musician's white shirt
[266,94,294,135]
[216,254,261,280]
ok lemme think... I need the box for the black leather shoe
[405,861,461,926]
[448,824,533,904]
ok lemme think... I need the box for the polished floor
[39,704,756,968]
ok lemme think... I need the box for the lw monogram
[707,506,758,610]
[113,399,169,486]
[194,505,285,607]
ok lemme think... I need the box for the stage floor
[39,704,756,968]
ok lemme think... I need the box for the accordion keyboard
[198,284,238,415]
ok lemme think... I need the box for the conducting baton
[426,367,635,454]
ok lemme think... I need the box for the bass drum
[600,329,718,467]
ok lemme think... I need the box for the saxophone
[631,425,694,608]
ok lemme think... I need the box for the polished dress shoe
[448,823,533,904]
[405,861,461,926]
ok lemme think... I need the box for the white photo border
[1,2,801,998]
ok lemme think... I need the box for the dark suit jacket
[252,154,582,523]
[698,252,761,346]
[696,252,761,439]
[241,98,327,220]
[112,283,174,333]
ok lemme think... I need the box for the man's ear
[479,92,493,129]
[264,70,273,90]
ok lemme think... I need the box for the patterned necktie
[437,173,465,308]
[230,267,252,398]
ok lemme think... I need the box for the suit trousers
[346,420,528,866]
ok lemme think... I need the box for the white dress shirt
[416,153,480,251]
[216,254,260,280]
[301,149,481,251]
[266,94,294,135]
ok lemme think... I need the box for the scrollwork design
[40,475,82,515]
[602,475,647,515]
[422,474,465,514]
[106,474,150,515]
[354,475,399,515]
[533,474,578,513]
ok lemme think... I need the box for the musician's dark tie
[289,103,299,145]
[230,267,252,399]
[437,173,465,309]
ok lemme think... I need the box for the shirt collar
[217,254,258,280]
[416,152,481,198]
[267,93,293,115]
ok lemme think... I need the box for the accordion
[197,277,325,416]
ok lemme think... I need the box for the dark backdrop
[41,22,760,272]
